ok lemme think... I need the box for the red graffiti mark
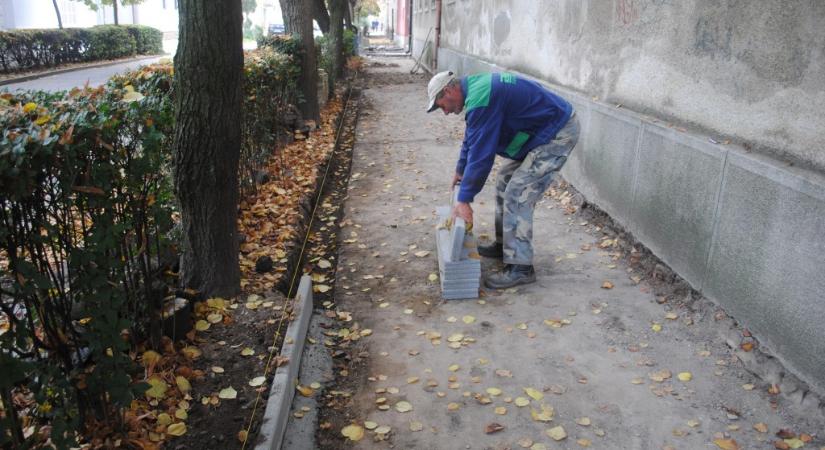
[616,0,638,26]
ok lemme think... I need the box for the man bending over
[427,71,580,289]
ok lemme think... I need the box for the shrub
[0,25,163,74]
[123,24,164,55]
[0,66,176,448]
[257,34,303,61]
[0,45,304,448]
[86,25,137,60]
[240,47,302,192]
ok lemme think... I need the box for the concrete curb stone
[254,275,314,450]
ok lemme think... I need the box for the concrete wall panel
[632,126,725,289]
[704,152,825,393]
[578,104,642,227]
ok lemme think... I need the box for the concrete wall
[437,0,825,172]
[427,1,825,395]
[411,0,439,71]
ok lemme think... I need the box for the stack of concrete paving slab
[435,205,481,300]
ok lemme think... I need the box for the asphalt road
[1,56,166,92]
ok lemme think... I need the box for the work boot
[484,264,536,289]
[478,241,504,258]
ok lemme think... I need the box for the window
[60,0,77,26]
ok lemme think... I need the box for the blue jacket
[455,72,572,203]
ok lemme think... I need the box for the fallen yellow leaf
[218,386,237,399]
[296,385,314,397]
[713,438,739,450]
[514,397,530,407]
[145,377,167,399]
[141,350,161,366]
[531,403,555,422]
[206,313,222,324]
[175,376,191,393]
[677,372,693,382]
[546,425,567,441]
[523,387,544,401]
[395,401,413,412]
[157,413,172,426]
[167,422,186,436]
[341,424,364,441]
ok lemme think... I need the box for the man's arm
[455,107,503,203]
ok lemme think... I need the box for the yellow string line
[240,71,359,449]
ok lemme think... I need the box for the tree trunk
[52,0,63,29]
[280,0,320,123]
[344,0,353,29]
[113,0,119,25]
[173,0,243,298]
[313,0,330,34]
[329,0,345,79]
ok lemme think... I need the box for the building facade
[0,0,178,33]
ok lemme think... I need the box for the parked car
[268,23,285,35]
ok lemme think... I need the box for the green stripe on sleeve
[505,131,530,157]
[464,73,492,113]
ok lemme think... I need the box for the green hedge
[0,25,163,74]
[0,42,301,448]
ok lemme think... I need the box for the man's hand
[452,201,473,225]
[451,172,462,189]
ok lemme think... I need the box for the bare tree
[280,0,320,123]
[173,0,243,297]
[52,0,64,28]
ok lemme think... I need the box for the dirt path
[299,58,824,450]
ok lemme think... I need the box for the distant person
[426,71,580,289]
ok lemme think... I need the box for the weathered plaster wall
[411,0,439,71]
[438,0,825,171]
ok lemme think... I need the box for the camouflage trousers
[495,114,580,265]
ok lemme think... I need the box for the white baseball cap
[427,71,455,112]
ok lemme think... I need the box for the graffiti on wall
[616,0,638,26]
[693,16,733,60]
